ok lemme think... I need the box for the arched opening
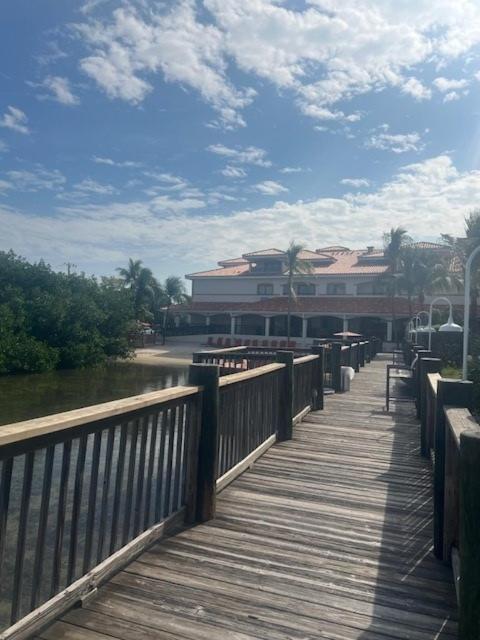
[270,315,302,337]
[235,314,266,336]
[307,316,342,338]
[209,313,230,334]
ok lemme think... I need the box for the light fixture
[439,309,463,333]
[428,296,461,350]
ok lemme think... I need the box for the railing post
[359,342,365,368]
[433,379,473,560]
[414,350,431,418]
[188,364,220,523]
[365,341,371,364]
[331,343,342,393]
[276,351,294,440]
[310,346,324,410]
[419,357,442,457]
[459,430,480,640]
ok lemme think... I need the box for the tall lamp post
[462,245,480,380]
[428,296,462,351]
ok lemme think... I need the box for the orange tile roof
[188,248,390,278]
[243,248,284,258]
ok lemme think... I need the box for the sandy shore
[133,338,211,367]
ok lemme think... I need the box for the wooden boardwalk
[36,357,458,640]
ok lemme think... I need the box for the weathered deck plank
[36,357,457,640]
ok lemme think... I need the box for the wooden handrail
[445,407,477,448]
[293,354,318,365]
[218,362,285,387]
[427,372,441,395]
[0,385,201,447]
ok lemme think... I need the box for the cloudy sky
[1,0,480,282]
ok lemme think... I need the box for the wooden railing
[293,355,322,419]
[216,364,283,492]
[417,361,480,640]
[0,341,376,639]
[0,386,201,637]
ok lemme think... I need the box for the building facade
[176,244,463,344]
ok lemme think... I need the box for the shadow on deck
[37,356,457,640]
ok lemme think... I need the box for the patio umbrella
[333,331,363,338]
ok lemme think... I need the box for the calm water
[0,361,187,426]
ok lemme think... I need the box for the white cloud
[255,180,288,195]
[92,155,141,168]
[401,77,431,101]
[280,167,303,174]
[221,165,247,178]
[4,166,65,191]
[0,140,8,153]
[37,76,79,105]
[76,3,255,127]
[208,144,271,167]
[73,1,480,126]
[365,126,426,154]
[341,178,370,188]
[0,106,29,134]
[0,155,476,275]
[432,76,469,102]
[72,178,118,195]
[433,76,469,92]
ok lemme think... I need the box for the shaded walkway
[37,356,457,640]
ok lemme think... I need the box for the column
[343,316,349,333]
[205,316,211,327]
[174,315,180,328]
[265,316,271,337]
[230,315,236,336]
[302,316,308,339]
[386,320,393,342]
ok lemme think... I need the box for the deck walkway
[37,356,458,640]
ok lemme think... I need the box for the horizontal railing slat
[218,362,285,387]
[0,386,201,448]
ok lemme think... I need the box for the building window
[327,282,346,295]
[357,281,386,295]
[257,283,274,296]
[254,260,282,273]
[297,283,315,295]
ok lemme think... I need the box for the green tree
[116,258,158,321]
[383,228,410,344]
[159,276,188,345]
[0,251,134,374]
[285,242,312,342]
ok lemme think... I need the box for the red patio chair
[224,338,231,347]
[261,339,269,347]
[270,340,278,348]
[287,341,296,348]
[252,339,258,347]
[243,339,251,347]
[216,337,223,346]
[207,336,214,345]
[279,340,287,348]
[234,338,242,346]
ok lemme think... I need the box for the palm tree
[285,242,312,342]
[116,259,157,321]
[116,258,143,287]
[160,276,187,345]
[383,228,410,344]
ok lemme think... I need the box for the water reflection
[0,362,187,426]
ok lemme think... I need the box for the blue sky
[1,0,480,284]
